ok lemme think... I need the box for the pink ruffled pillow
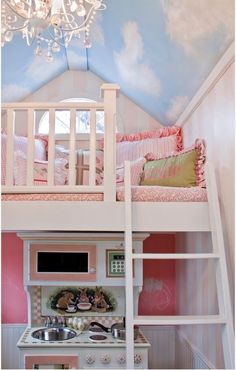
[115,126,182,150]
[116,157,146,186]
[116,135,179,167]
[14,151,68,186]
[143,139,206,188]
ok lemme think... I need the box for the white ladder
[124,161,234,369]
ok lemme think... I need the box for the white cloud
[114,21,161,97]
[166,95,189,122]
[2,84,31,102]
[66,50,87,69]
[25,52,65,82]
[161,0,234,56]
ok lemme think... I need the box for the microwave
[29,244,96,282]
[20,232,149,286]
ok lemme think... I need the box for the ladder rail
[205,161,235,368]
[123,160,234,369]
[124,161,134,370]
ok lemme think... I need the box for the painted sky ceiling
[1,0,234,126]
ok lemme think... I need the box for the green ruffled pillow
[140,148,198,187]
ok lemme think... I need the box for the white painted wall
[9,70,161,136]
[176,59,234,368]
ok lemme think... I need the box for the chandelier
[1,0,106,60]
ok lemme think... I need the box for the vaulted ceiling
[1,0,234,126]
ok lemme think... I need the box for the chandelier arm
[25,29,37,46]
[2,21,29,32]
[46,28,69,48]
[4,0,32,20]
[58,5,95,33]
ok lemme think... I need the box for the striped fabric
[116,135,177,166]
[1,133,46,185]
[116,157,146,186]
[14,151,68,186]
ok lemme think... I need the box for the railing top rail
[1,102,105,110]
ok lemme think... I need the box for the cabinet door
[29,244,96,281]
[25,355,79,369]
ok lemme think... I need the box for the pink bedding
[2,186,207,202]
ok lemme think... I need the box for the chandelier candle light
[1,0,106,60]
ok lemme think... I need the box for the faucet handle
[61,316,67,327]
[52,316,58,325]
[45,316,52,327]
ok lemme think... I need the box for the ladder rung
[132,253,220,260]
[133,315,226,325]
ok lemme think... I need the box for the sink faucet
[44,316,67,327]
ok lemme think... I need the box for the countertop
[17,327,151,348]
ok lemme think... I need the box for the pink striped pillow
[1,133,47,185]
[116,126,182,150]
[116,157,146,186]
[116,135,177,166]
[14,151,68,186]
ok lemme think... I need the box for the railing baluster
[47,108,55,186]
[27,109,35,186]
[6,109,14,186]
[89,109,96,186]
[68,108,76,186]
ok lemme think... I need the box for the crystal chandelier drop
[1,0,106,60]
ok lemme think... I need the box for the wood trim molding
[178,42,235,126]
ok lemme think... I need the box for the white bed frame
[1,84,234,369]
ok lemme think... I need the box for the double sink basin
[32,327,77,341]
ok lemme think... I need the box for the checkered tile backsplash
[31,286,124,326]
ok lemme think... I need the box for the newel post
[101,84,120,201]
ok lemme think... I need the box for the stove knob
[85,354,96,365]
[134,353,142,365]
[117,353,126,364]
[100,353,111,364]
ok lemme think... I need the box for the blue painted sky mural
[1,0,234,126]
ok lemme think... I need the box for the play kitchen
[17,232,150,369]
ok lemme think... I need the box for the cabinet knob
[100,353,111,364]
[134,353,142,364]
[85,354,96,364]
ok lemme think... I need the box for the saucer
[66,307,77,313]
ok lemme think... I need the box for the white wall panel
[1,324,26,369]
[176,57,234,369]
[141,326,176,369]
[22,70,162,135]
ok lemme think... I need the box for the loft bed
[2,83,209,232]
[1,83,234,369]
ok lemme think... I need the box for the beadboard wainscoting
[2,324,27,369]
[140,326,176,369]
[176,328,215,369]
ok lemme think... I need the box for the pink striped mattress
[2,186,207,202]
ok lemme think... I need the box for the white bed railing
[1,84,120,202]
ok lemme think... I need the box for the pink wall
[139,234,176,315]
[1,233,28,323]
[1,233,176,323]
